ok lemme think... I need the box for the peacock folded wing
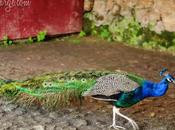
[83,73,145,97]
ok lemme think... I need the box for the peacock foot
[128,119,139,130]
[109,124,126,130]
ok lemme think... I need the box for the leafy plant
[82,16,112,41]
[97,25,112,41]
[37,31,47,42]
[83,12,175,53]
[109,17,142,45]
[79,30,86,37]
[2,36,13,46]
[28,37,34,44]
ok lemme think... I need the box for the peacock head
[160,68,175,85]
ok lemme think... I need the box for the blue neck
[133,77,169,100]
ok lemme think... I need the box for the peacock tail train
[0,70,145,109]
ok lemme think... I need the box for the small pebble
[72,119,87,127]
[150,112,156,117]
[33,125,45,130]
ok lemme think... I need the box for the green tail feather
[126,73,145,86]
[0,71,111,107]
[0,70,145,108]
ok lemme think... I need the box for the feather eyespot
[58,77,65,81]
[42,82,49,88]
[49,83,52,87]
[81,78,86,82]
[42,81,54,88]
[71,77,76,81]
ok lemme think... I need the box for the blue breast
[137,78,169,98]
[114,78,169,108]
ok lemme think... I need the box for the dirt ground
[0,37,175,130]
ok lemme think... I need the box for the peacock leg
[110,106,126,130]
[114,107,139,130]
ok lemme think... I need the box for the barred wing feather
[83,74,141,96]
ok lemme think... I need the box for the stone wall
[84,0,175,33]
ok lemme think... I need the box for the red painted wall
[0,0,84,40]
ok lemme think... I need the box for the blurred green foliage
[79,30,86,37]
[0,30,47,46]
[2,36,13,46]
[28,37,34,44]
[37,31,47,42]
[83,13,175,53]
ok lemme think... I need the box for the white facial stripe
[167,78,172,82]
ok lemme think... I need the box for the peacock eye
[59,77,64,80]
[49,83,52,87]
[42,82,48,87]
[71,77,76,81]
[81,78,86,82]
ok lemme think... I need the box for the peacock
[0,69,174,130]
